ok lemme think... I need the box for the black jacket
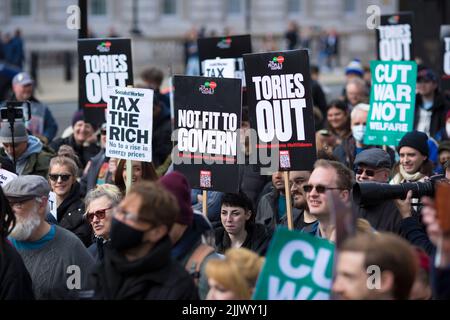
[87,237,108,263]
[91,236,199,300]
[399,216,436,257]
[414,92,450,137]
[50,135,100,169]
[152,106,172,168]
[355,198,402,233]
[215,222,272,256]
[0,240,35,300]
[57,182,92,247]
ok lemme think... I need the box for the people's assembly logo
[199,81,217,95]
[268,56,284,71]
[96,41,112,53]
[388,15,400,24]
[217,37,232,49]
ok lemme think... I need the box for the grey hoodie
[8,135,43,175]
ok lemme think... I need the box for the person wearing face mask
[414,67,449,138]
[89,181,199,300]
[333,103,395,169]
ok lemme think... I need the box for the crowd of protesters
[1,30,450,301]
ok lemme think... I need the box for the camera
[0,101,31,122]
[353,175,447,205]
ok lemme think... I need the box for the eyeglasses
[355,167,384,177]
[49,174,72,182]
[86,207,111,222]
[302,184,344,194]
[112,206,152,224]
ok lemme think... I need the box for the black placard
[376,12,414,61]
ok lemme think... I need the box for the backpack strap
[185,244,215,285]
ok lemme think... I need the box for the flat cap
[2,175,50,202]
[354,148,392,169]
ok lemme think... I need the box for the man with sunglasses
[353,148,402,233]
[301,159,354,240]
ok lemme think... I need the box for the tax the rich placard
[198,35,252,87]
[365,60,417,146]
[243,49,317,171]
[173,75,242,193]
[376,12,414,61]
[78,38,133,125]
[106,87,153,162]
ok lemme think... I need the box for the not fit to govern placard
[106,87,153,162]
[365,60,417,146]
[173,75,241,193]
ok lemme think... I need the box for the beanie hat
[398,131,429,157]
[159,171,193,226]
[345,59,363,77]
[72,110,85,127]
[0,121,28,144]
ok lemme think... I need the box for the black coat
[50,135,100,169]
[57,182,92,247]
[355,198,402,233]
[91,236,199,300]
[0,240,35,300]
[215,222,272,256]
[152,108,172,168]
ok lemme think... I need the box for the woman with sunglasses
[48,156,92,246]
[84,184,122,262]
[114,160,158,195]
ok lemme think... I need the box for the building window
[11,0,31,16]
[287,0,301,13]
[343,0,356,13]
[163,0,177,15]
[90,0,107,16]
[228,0,242,14]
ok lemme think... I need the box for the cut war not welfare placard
[365,60,417,146]
[106,87,153,162]
[253,228,335,300]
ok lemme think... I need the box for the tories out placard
[376,12,414,61]
[244,49,316,171]
[198,35,252,86]
[78,38,133,125]
[365,60,417,146]
[106,87,153,162]
[173,75,241,193]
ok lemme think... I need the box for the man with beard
[289,170,317,229]
[3,175,94,299]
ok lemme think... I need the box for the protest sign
[78,38,133,125]
[203,58,236,78]
[105,86,153,162]
[440,25,450,96]
[376,12,414,61]
[198,35,252,86]
[365,60,417,146]
[244,49,317,171]
[253,228,335,300]
[48,191,57,221]
[0,168,17,186]
[173,75,241,193]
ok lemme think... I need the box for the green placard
[365,60,417,146]
[253,228,335,300]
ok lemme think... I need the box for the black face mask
[109,217,146,252]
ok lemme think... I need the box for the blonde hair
[205,248,265,300]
